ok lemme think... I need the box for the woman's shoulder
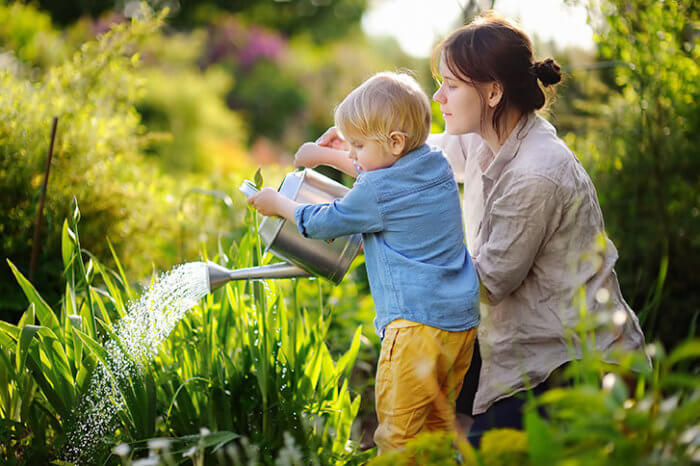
[428,132,482,158]
[513,115,580,181]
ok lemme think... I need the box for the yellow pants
[374,319,477,454]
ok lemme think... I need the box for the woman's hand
[294,142,321,169]
[316,126,349,151]
[247,188,283,217]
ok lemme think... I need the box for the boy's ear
[388,131,406,156]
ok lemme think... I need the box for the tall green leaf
[7,260,61,334]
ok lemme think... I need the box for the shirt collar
[392,143,431,169]
[480,113,537,181]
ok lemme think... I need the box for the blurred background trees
[0,0,697,356]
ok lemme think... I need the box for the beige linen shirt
[429,113,647,414]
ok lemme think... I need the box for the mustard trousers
[374,319,477,454]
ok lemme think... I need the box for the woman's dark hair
[432,12,562,139]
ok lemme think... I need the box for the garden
[0,0,698,464]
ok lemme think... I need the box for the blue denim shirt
[294,144,480,335]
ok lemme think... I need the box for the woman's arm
[294,142,357,178]
[475,175,559,304]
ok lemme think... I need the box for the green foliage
[0,1,68,71]
[572,0,699,347]
[33,0,368,44]
[521,341,700,465]
[0,7,171,315]
[480,429,529,466]
[0,204,99,464]
[228,60,307,145]
[138,65,247,173]
[0,208,363,464]
[0,6,250,319]
[367,430,478,466]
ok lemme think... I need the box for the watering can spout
[206,261,312,292]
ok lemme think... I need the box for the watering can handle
[238,180,259,198]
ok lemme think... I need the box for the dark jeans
[456,340,565,448]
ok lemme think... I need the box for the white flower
[645,343,658,358]
[147,437,170,450]
[132,458,159,466]
[112,443,131,457]
[602,373,616,390]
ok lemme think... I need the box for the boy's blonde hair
[334,72,431,155]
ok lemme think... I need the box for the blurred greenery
[569,0,699,348]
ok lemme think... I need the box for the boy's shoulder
[368,144,456,202]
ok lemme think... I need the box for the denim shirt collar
[392,143,431,170]
[356,143,431,183]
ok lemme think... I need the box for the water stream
[63,261,210,464]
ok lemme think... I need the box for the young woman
[313,13,648,447]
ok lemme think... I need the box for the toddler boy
[247,72,480,453]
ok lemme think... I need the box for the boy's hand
[294,142,321,168]
[316,126,349,151]
[247,188,283,217]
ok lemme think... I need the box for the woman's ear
[388,131,407,156]
[487,81,504,108]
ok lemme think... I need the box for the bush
[0,7,249,320]
[573,0,699,348]
[0,1,68,72]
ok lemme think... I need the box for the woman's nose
[433,87,445,103]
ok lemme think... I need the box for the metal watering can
[206,169,362,291]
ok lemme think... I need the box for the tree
[579,0,699,347]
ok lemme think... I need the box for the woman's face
[433,55,485,136]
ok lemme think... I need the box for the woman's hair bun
[533,58,562,87]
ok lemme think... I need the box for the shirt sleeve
[294,175,383,240]
[475,174,559,305]
[427,132,466,183]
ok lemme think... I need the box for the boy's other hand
[316,126,349,151]
[247,188,283,217]
[294,142,321,168]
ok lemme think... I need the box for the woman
[312,13,647,447]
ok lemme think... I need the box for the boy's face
[347,137,397,173]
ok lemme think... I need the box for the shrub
[574,0,699,347]
[0,7,237,319]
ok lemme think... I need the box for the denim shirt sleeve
[294,175,383,239]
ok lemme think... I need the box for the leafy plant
[0,200,363,464]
